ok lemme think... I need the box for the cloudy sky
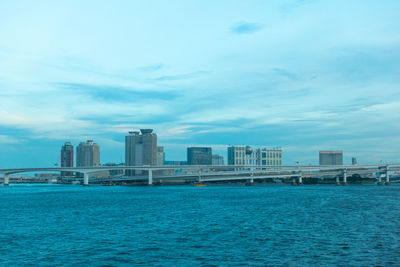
[1,0,400,167]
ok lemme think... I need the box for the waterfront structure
[125,129,157,175]
[157,146,165,166]
[61,142,74,176]
[227,146,282,166]
[1,162,398,186]
[187,147,212,165]
[319,151,343,165]
[76,140,100,167]
[212,154,224,165]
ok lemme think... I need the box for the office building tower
[187,147,212,165]
[76,140,100,167]
[125,129,157,175]
[157,146,165,166]
[319,151,343,165]
[352,157,357,165]
[212,154,224,165]
[61,142,74,176]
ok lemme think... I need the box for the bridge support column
[3,174,9,186]
[336,175,340,186]
[298,175,303,186]
[377,174,382,185]
[148,170,153,186]
[291,178,297,186]
[83,173,89,186]
[246,176,254,186]
[343,169,348,186]
[385,168,390,186]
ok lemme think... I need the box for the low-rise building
[228,146,282,167]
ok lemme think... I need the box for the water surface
[1,184,399,266]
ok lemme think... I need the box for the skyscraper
[61,142,74,176]
[187,147,212,165]
[319,151,343,165]
[76,140,100,167]
[125,129,157,175]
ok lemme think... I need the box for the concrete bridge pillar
[3,174,9,186]
[249,173,254,184]
[385,168,390,186]
[148,169,153,186]
[291,178,297,186]
[343,169,348,186]
[83,173,89,186]
[298,174,303,186]
[336,175,340,186]
[377,174,383,185]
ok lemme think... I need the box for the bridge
[1,163,400,186]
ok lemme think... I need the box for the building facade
[212,154,224,165]
[228,146,282,167]
[187,147,212,165]
[125,129,157,175]
[319,151,343,165]
[76,140,100,167]
[61,142,74,176]
[157,146,165,166]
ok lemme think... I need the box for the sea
[1,184,399,266]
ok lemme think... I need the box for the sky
[0,0,400,168]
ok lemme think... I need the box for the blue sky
[1,0,400,167]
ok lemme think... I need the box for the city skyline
[1,1,400,168]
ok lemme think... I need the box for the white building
[227,146,282,167]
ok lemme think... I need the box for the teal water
[1,184,400,266]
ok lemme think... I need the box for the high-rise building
[187,147,212,165]
[212,154,224,165]
[157,146,165,166]
[125,129,157,175]
[352,157,357,165]
[76,140,100,167]
[61,142,74,176]
[319,151,343,165]
[228,146,282,166]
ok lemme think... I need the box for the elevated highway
[1,163,400,186]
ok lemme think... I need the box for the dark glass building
[187,147,212,165]
[61,142,74,176]
[319,151,343,165]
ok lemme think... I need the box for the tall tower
[61,142,74,176]
[125,129,157,175]
[76,140,100,167]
